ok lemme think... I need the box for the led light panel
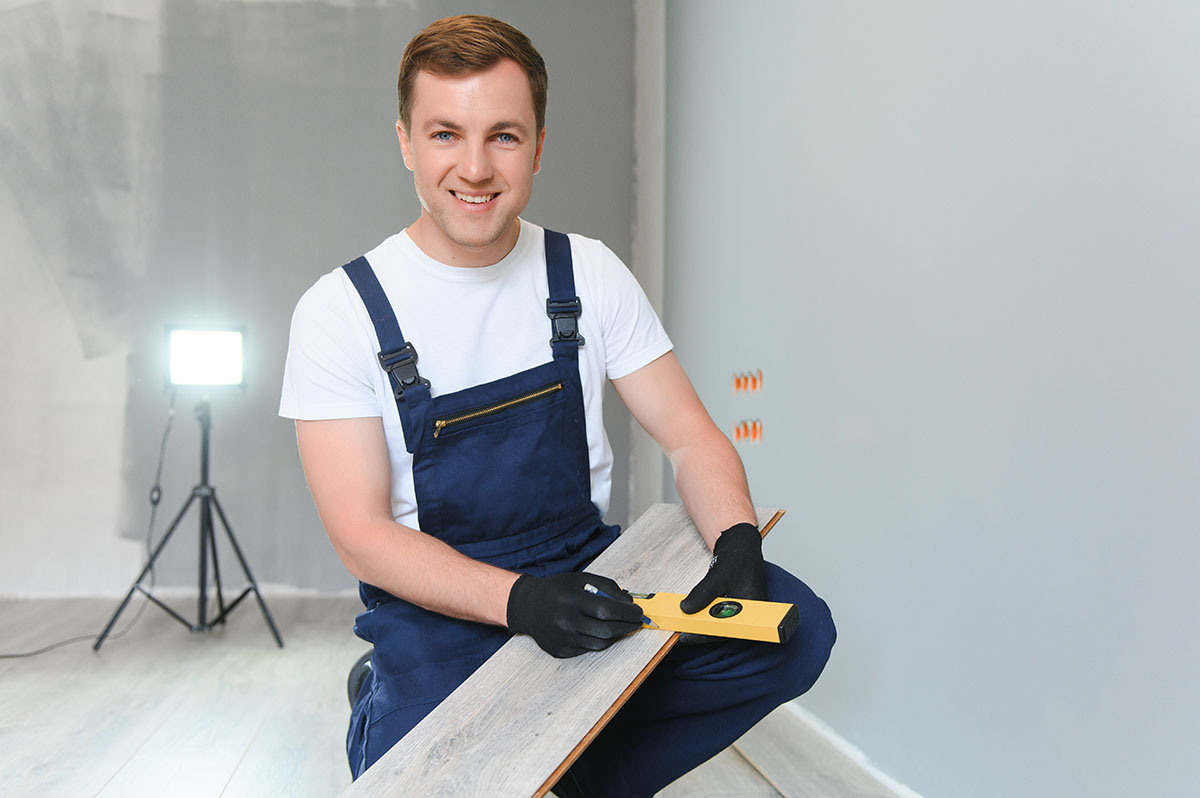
[169,329,244,386]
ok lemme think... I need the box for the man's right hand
[506,572,644,658]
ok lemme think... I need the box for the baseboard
[780,701,923,798]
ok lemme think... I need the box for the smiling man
[398,58,541,266]
[280,15,834,797]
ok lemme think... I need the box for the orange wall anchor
[732,419,763,443]
[732,369,763,394]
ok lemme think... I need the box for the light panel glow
[169,329,244,386]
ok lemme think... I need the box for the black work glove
[678,523,768,643]
[507,572,644,658]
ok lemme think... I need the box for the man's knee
[765,563,836,700]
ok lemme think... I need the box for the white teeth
[454,192,496,204]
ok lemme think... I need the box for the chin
[448,217,518,250]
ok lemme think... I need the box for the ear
[532,127,546,176]
[396,120,414,171]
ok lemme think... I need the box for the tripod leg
[94,492,199,650]
[210,495,284,648]
[203,497,229,626]
[198,494,210,627]
[93,583,142,652]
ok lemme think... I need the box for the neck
[405,215,521,268]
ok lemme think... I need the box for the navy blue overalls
[342,229,836,797]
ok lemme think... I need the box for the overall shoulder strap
[543,229,585,360]
[341,257,430,452]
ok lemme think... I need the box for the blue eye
[496,133,516,144]
[434,131,454,142]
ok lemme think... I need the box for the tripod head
[194,398,212,430]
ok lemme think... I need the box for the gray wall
[0,0,635,595]
[663,1,1199,796]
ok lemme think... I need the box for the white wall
[0,0,636,596]
[663,2,1200,796]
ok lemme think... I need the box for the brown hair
[398,15,548,133]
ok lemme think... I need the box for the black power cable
[0,392,177,659]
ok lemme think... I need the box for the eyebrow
[488,120,529,136]
[423,119,529,137]
[424,119,463,132]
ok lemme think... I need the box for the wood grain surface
[342,504,784,798]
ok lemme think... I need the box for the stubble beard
[417,183,522,255]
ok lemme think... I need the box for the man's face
[397,58,545,267]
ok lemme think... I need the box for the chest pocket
[432,381,565,440]
[415,358,588,548]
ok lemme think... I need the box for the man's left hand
[679,522,768,641]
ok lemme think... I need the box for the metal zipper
[433,382,564,438]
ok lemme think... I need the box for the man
[280,14,834,797]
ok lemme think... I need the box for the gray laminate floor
[0,595,902,798]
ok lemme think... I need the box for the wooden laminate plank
[0,601,195,798]
[218,694,355,798]
[0,595,362,798]
[92,596,355,798]
[343,504,783,798]
[732,706,904,798]
[658,747,784,797]
[220,626,368,798]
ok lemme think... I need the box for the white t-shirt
[279,220,673,530]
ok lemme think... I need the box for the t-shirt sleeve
[279,272,382,420]
[592,243,674,380]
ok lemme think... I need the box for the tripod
[95,400,283,650]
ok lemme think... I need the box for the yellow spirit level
[630,593,799,643]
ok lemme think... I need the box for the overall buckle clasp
[378,343,430,399]
[547,297,585,347]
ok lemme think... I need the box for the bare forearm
[611,354,757,548]
[330,518,519,626]
[296,417,519,627]
[669,429,756,550]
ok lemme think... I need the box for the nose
[458,139,494,184]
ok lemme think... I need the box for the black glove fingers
[679,570,721,613]
[549,645,590,659]
[574,614,640,641]
[583,574,632,602]
[584,595,644,625]
[508,571,644,658]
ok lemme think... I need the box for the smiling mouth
[452,191,498,204]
